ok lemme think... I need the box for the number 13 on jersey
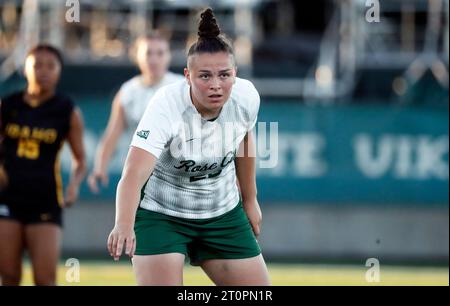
[17,138,40,160]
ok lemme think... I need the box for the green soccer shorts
[134,201,261,265]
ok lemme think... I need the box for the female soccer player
[88,32,183,193]
[108,8,270,286]
[0,45,86,286]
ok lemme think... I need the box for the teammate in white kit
[88,32,183,193]
[108,8,270,286]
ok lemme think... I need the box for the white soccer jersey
[131,78,260,219]
[120,72,184,130]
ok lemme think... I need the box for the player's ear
[184,68,192,86]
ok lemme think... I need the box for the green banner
[55,99,448,206]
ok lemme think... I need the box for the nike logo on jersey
[136,130,150,139]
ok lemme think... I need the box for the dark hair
[26,44,64,66]
[188,8,234,59]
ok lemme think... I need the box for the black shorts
[0,202,62,227]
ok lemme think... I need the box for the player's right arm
[88,91,126,193]
[108,87,171,261]
[107,146,157,261]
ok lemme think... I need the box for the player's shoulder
[157,78,187,101]
[1,91,24,114]
[231,77,260,110]
[54,92,75,106]
[234,77,258,92]
[48,93,76,115]
[146,79,188,115]
[54,92,73,103]
[120,75,141,94]
[1,91,23,105]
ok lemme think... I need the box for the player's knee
[0,269,22,286]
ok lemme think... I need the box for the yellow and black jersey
[0,91,74,210]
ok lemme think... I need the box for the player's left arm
[235,130,262,238]
[65,107,87,207]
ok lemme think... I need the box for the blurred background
[0,0,448,285]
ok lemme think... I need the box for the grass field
[20,261,449,286]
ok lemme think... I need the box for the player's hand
[107,224,136,261]
[88,170,109,194]
[64,181,80,208]
[242,198,262,238]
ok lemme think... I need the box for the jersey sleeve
[246,82,261,132]
[130,89,173,159]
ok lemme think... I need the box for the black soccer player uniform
[0,92,74,226]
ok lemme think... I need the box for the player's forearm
[94,133,120,173]
[236,132,258,204]
[115,147,157,228]
[69,158,87,186]
[236,156,257,203]
[115,173,144,228]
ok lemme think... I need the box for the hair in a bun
[198,8,221,39]
[188,8,234,61]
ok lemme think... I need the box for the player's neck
[141,73,164,87]
[24,86,55,107]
